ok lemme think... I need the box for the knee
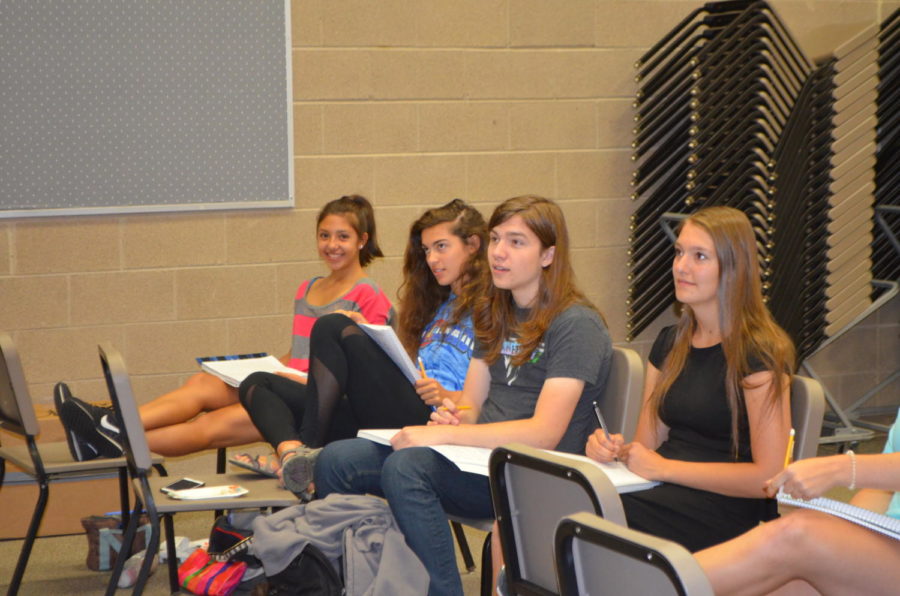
[381,448,435,496]
[311,312,353,341]
[315,439,380,497]
[764,510,826,554]
[238,372,270,404]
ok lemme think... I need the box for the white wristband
[847,449,857,490]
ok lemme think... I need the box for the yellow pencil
[784,428,795,468]
[417,357,428,379]
[439,405,472,411]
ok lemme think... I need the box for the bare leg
[696,509,900,596]
[139,372,237,430]
[144,403,261,456]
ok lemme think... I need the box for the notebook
[356,429,658,492]
[358,324,420,384]
[197,354,306,387]
[777,492,900,541]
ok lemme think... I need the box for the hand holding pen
[585,400,624,463]
[428,398,470,426]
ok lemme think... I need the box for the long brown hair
[647,206,795,455]
[397,199,488,356]
[317,195,383,267]
[475,195,600,366]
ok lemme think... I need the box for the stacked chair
[628,0,896,393]
[874,10,900,287]
[627,0,812,343]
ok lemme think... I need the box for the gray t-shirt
[475,303,611,453]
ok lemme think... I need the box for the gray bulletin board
[0,1,293,218]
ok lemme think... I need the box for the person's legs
[238,372,309,448]
[315,438,392,498]
[144,403,262,456]
[380,447,493,596]
[696,509,900,596]
[139,372,237,430]
[300,314,430,447]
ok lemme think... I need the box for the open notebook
[777,492,900,541]
[197,354,306,387]
[357,429,657,493]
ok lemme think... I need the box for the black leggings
[238,313,432,450]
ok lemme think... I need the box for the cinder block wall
[1,0,896,412]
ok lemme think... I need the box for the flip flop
[228,452,280,478]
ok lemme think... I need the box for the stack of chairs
[874,9,900,288]
[627,0,812,341]
[627,0,890,368]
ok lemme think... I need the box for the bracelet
[847,449,857,490]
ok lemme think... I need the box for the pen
[783,428,795,468]
[592,400,617,461]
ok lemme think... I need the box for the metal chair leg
[452,520,476,572]
[480,531,493,596]
[8,480,49,596]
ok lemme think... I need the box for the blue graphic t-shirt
[418,297,475,392]
[882,408,900,520]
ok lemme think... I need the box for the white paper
[358,324,420,384]
[200,355,306,387]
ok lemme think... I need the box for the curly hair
[397,199,488,356]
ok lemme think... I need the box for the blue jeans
[315,438,494,596]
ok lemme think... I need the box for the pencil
[784,428,795,468]
[438,406,472,411]
[417,357,427,379]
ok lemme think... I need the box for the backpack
[264,543,343,596]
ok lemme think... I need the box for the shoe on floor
[56,390,124,459]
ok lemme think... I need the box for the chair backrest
[489,443,627,596]
[555,512,714,596]
[98,342,155,474]
[790,375,825,461]
[0,332,39,438]
[598,346,644,440]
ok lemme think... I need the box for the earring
[358,245,364,249]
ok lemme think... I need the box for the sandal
[228,452,280,478]
[280,445,322,497]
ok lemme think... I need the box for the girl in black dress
[587,205,795,551]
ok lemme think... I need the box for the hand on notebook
[585,429,625,463]
[617,441,667,481]
[765,455,847,499]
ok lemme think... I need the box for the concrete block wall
[1,0,897,412]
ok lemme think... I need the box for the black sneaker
[56,392,124,459]
[54,382,101,461]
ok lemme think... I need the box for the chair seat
[1,442,162,477]
[146,472,299,514]
[448,515,493,533]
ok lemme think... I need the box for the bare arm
[623,370,791,498]
[392,362,585,451]
[766,452,900,501]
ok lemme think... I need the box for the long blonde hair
[647,206,795,455]
[475,195,602,366]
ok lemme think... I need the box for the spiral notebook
[777,493,900,541]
